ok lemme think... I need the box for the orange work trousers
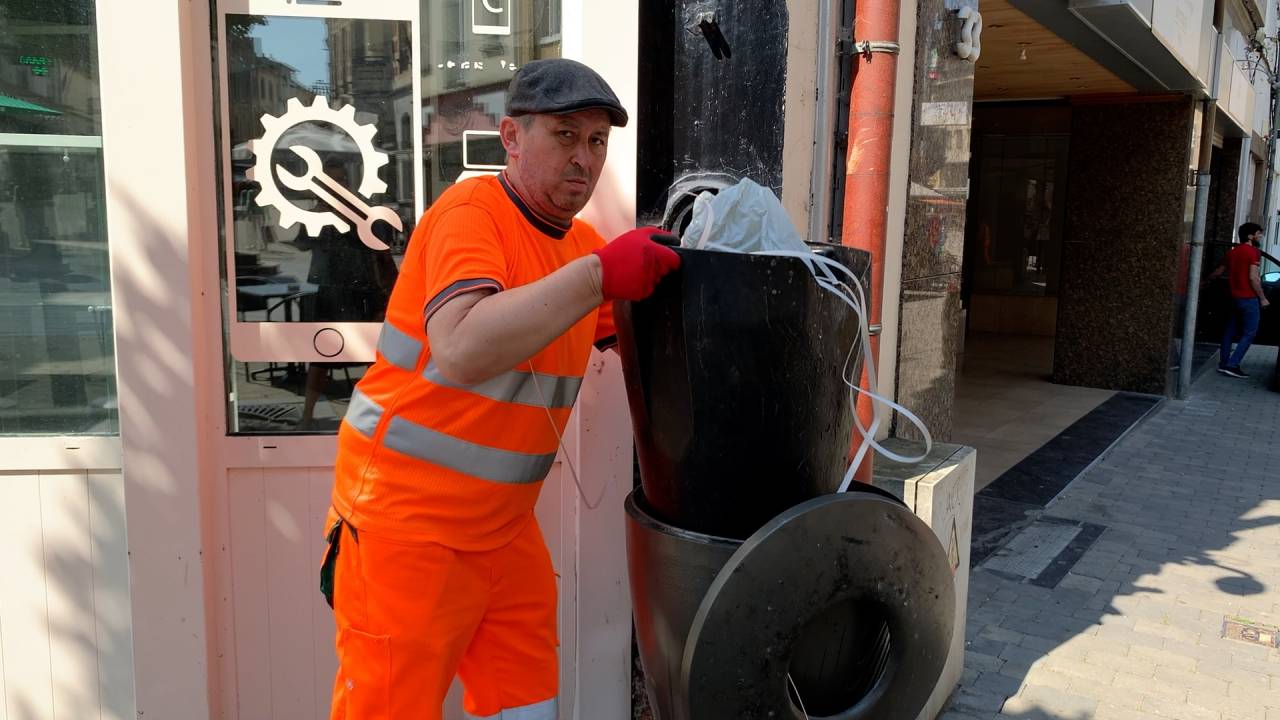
[326,510,558,720]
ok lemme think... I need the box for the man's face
[1252,230,1264,246]
[501,109,611,224]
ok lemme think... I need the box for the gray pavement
[943,348,1280,720]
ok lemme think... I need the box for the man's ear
[499,116,522,160]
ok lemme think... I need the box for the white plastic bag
[680,177,809,254]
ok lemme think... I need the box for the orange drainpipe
[841,0,901,482]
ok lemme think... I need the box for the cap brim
[549,102,629,127]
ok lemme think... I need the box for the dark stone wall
[1052,98,1196,394]
[893,0,978,442]
[1210,138,1242,248]
[1203,139,1244,286]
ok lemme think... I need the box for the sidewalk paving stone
[1001,685,1098,717]
[948,350,1280,720]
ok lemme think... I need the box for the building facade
[893,0,1280,448]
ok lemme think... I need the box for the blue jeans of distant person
[1221,297,1261,369]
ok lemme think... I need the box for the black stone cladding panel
[636,0,789,225]
[893,0,979,443]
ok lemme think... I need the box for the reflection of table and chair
[235,278,318,383]
[299,362,361,430]
[0,289,116,428]
[236,279,318,321]
[231,276,362,430]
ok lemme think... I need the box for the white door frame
[97,1,222,717]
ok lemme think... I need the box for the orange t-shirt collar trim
[498,171,571,239]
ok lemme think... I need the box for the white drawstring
[787,673,811,719]
[529,365,611,510]
[750,249,933,492]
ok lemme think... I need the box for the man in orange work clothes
[320,59,680,719]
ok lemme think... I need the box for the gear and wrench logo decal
[246,96,402,251]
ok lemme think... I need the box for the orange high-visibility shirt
[332,174,616,550]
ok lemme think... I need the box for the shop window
[423,0,562,203]
[0,0,117,435]
[965,135,1069,298]
[214,0,561,434]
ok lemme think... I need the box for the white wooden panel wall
[225,468,336,720]
[0,470,134,720]
[535,460,579,717]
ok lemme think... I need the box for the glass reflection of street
[221,2,562,434]
[0,1,117,434]
[225,13,413,433]
[227,13,413,327]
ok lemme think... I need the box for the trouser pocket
[337,627,391,720]
[320,517,342,608]
[320,513,359,609]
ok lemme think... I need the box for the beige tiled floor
[952,332,1114,491]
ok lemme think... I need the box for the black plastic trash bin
[615,243,871,539]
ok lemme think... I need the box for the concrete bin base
[873,441,976,720]
[625,441,976,720]
[627,483,958,719]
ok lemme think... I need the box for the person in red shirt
[1209,222,1271,377]
[322,59,679,720]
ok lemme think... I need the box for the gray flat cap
[506,58,629,127]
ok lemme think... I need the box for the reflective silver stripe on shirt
[377,322,422,372]
[423,360,583,409]
[464,698,557,720]
[381,416,556,485]
[343,389,384,437]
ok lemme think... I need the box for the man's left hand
[594,227,681,301]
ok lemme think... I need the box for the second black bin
[615,243,871,539]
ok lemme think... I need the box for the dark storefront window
[961,132,1069,341]
[967,135,1069,298]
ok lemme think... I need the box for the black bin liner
[615,243,871,539]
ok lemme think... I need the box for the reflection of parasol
[233,120,364,161]
[0,93,61,116]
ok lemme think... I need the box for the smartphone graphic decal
[472,0,512,36]
[215,0,421,365]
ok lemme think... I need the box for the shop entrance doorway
[956,125,1111,489]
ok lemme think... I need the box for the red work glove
[593,226,681,301]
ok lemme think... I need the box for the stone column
[893,0,978,442]
[1052,98,1196,394]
